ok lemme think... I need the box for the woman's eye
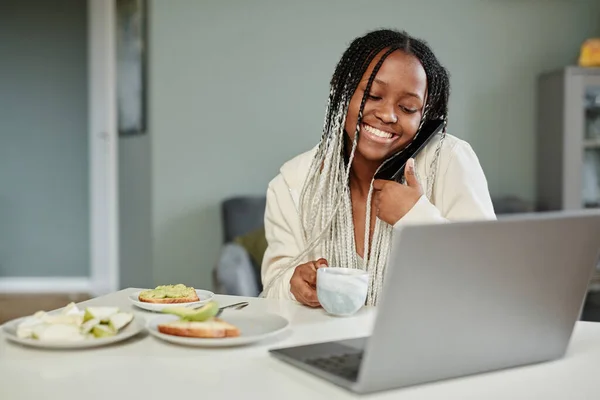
[401,106,418,114]
[367,94,382,100]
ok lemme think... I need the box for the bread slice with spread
[138,284,199,304]
[157,318,240,338]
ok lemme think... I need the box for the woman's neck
[349,153,380,199]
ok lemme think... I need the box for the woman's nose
[375,102,398,124]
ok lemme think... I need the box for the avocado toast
[138,284,200,304]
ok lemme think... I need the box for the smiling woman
[260,29,496,307]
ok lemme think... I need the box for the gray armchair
[213,196,266,297]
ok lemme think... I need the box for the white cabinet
[536,67,600,291]
[536,67,600,211]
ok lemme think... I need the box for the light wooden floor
[0,293,91,324]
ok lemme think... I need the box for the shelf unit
[536,66,600,291]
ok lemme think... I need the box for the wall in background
[0,0,89,278]
[141,0,600,289]
[119,135,154,289]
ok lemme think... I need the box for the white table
[1,288,600,399]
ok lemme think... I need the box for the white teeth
[363,124,393,139]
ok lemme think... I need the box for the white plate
[128,289,215,312]
[146,312,289,347]
[2,314,146,350]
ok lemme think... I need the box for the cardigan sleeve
[260,176,300,300]
[394,140,496,228]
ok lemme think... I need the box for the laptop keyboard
[304,351,363,381]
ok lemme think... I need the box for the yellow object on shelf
[579,38,600,67]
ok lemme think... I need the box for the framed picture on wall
[116,0,147,136]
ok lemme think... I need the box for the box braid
[261,29,450,305]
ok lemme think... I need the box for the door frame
[88,0,119,296]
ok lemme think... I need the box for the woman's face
[344,49,428,164]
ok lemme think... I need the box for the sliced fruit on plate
[42,313,84,326]
[92,324,116,338]
[15,302,134,341]
[16,316,47,338]
[62,302,79,315]
[108,312,134,332]
[80,318,100,334]
[32,324,87,341]
[161,301,219,322]
[83,306,120,323]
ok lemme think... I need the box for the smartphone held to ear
[374,119,444,183]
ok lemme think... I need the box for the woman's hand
[290,258,328,307]
[373,158,423,226]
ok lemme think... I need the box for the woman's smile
[360,123,399,144]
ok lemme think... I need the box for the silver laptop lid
[357,210,600,392]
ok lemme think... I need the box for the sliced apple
[42,314,83,327]
[17,326,34,339]
[108,312,133,332]
[84,307,120,323]
[16,316,46,339]
[80,318,100,334]
[92,324,116,338]
[31,323,49,339]
[61,302,80,315]
[32,324,86,341]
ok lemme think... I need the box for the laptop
[269,210,600,394]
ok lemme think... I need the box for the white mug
[317,267,369,317]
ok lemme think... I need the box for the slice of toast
[157,318,240,338]
[138,284,200,304]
